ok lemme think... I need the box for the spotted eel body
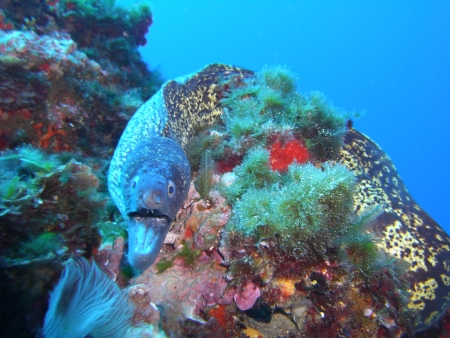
[108,64,450,330]
[108,64,253,270]
[338,129,450,331]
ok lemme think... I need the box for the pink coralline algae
[0,30,104,118]
[130,263,235,324]
[234,281,261,311]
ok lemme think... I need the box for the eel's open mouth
[128,208,171,220]
[127,211,172,271]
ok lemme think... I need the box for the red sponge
[269,137,309,171]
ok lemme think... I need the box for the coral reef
[0,146,115,335]
[127,179,414,337]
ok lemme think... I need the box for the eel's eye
[168,180,175,198]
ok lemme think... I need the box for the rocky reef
[123,67,414,337]
[0,0,160,154]
[1,1,449,338]
[123,67,450,337]
[0,0,161,336]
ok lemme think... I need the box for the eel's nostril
[155,194,161,204]
[144,191,162,206]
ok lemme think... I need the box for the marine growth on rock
[0,1,449,336]
[116,65,450,337]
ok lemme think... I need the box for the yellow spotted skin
[338,128,450,331]
[162,64,254,148]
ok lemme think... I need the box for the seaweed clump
[0,146,108,266]
[227,162,355,258]
[219,65,355,160]
[209,66,359,260]
[0,144,126,336]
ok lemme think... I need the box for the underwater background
[1,0,450,336]
[125,0,450,231]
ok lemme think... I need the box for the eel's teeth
[127,217,170,271]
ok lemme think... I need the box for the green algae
[0,146,114,267]
[220,148,278,203]
[0,146,60,174]
[212,66,362,260]
[98,220,126,245]
[0,232,65,267]
[276,163,355,234]
[186,131,225,170]
[290,91,349,159]
[226,162,356,258]
[156,258,173,274]
[214,65,413,332]
[0,146,61,216]
[63,0,117,17]
[16,233,64,260]
[56,0,151,24]
[221,66,297,151]
[176,240,201,266]
[221,65,357,160]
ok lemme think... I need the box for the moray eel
[338,128,450,331]
[108,64,253,270]
[109,64,450,330]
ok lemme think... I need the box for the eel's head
[122,137,190,271]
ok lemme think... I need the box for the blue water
[120,0,450,231]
